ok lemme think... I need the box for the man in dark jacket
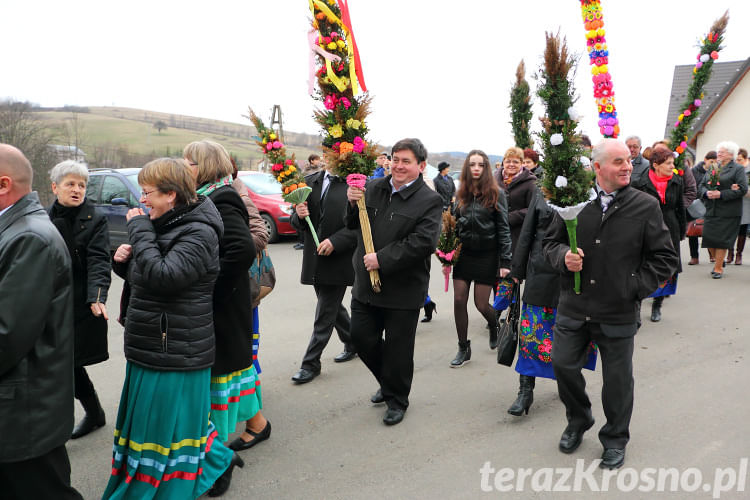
[433,161,455,210]
[0,144,83,499]
[626,135,650,185]
[346,138,442,426]
[290,164,359,384]
[543,139,678,470]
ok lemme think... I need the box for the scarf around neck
[197,175,233,197]
[648,169,672,204]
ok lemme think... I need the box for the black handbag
[497,283,520,367]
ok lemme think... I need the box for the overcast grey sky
[3,0,749,155]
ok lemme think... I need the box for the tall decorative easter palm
[309,0,381,291]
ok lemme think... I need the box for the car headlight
[279,204,293,215]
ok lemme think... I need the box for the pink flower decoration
[285,159,293,165]
[680,141,688,148]
[696,62,703,69]
[339,97,351,109]
[694,99,702,107]
[711,51,719,60]
[271,163,282,172]
[674,121,680,127]
[684,110,691,117]
[352,136,365,153]
[273,141,282,149]
[324,95,337,110]
[603,125,614,136]
[266,143,273,151]
[606,117,617,125]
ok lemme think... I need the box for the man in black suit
[543,139,678,469]
[346,138,443,426]
[290,163,358,384]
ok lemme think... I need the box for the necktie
[600,192,615,212]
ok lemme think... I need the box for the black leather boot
[71,390,106,439]
[650,296,663,322]
[450,340,471,368]
[488,317,499,350]
[507,375,535,416]
[421,300,437,322]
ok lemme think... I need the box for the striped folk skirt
[209,307,263,442]
[102,363,234,500]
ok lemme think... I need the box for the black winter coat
[496,168,537,252]
[433,174,456,209]
[633,171,686,274]
[510,189,560,307]
[345,174,443,309]
[543,186,679,325]
[117,196,223,371]
[208,186,257,375]
[49,199,111,366]
[291,171,357,286]
[0,193,75,462]
[454,191,512,269]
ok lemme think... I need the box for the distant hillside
[33,105,497,171]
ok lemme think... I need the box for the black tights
[453,279,495,343]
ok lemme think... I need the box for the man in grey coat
[0,144,82,499]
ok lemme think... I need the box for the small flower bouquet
[248,107,320,246]
[435,211,462,292]
[537,32,595,294]
[310,0,381,291]
[707,163,722,189]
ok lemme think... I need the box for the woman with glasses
[184,140,270,457]
[105,158,242,499]
[699,141,749,278]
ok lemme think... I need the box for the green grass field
[36,108,320,169]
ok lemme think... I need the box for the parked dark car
[86,168,146,251]
[237,171,296,243]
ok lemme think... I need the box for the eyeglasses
[141,189,159,198]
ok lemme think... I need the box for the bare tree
[0,100,58,204]
[60,112,88,161]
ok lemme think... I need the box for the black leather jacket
[455,191,513,269]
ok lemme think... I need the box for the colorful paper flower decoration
[580,0,619,138]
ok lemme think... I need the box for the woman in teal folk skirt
[508,190,597,416]
[185,140,270,451]
[106,159,242,499]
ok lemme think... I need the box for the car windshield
[239,172,282,195]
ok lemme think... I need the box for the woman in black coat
[495,147,537,253]
[507,189,597,416]
[450,150,512,367]
[699,141,749,278]
[633,146,686,321]
[48,160,111,439]
[185,140,270,453]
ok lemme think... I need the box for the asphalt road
[69,239,750,499]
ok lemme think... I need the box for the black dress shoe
[334,351,357,363]
[558,420,594,454]
[421,301,437,322]
[383,407,405,425]
[228,420,271,451]
[291,368,320,384]
[599,448,626,469]
[207,452,244,497]
[71,409,106,439]
[370,389,384,404]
